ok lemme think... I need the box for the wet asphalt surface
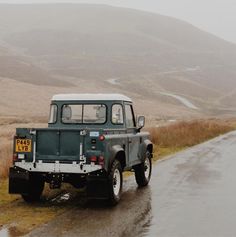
[24,131,236,236]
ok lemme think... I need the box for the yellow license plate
[15,139,32,152]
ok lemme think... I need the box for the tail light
[90,155,105,167]
[13,153,18,162]
[99,135,105,141]
[98,156,105,167]
[90,156,97,163]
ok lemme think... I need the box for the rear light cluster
[90,155,105,167]
[13,135,18,162]
[99,135,105,141]
[91,134,105,145]
[13,153,18,162]
[13,153,25,163]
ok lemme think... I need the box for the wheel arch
[109,145,126,171]
[143,139,153,158]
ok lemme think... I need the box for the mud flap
[86,175,109,199]
[9,167,30,194]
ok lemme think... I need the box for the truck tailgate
[36,129,82,161]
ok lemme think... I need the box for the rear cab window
[61,104,107,124]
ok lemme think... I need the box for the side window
[48,104,57,124]
[112,104,124,124]
[125,104,135,128]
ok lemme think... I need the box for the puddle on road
[0,226,25,237]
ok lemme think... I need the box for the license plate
[15,139,32,152]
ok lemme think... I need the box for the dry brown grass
[0,116,47,126]
[148,119,235,159]
[0,144,12,179]
[0,118,47,179]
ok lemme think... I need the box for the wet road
[28,131,236,237]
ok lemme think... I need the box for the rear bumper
[9,165,110,199]
[14,161,102,174]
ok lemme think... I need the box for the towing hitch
[49,173,62,189]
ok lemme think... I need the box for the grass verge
[0,144,12,179]
[148,119,235,160]
[0,179,80,234]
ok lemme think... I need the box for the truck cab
[9,94,153,205]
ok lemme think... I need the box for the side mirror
[137,116,145,131]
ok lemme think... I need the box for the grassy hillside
[0,4,236,116]
[0,44,68,86]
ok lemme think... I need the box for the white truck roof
[52,93,132,102]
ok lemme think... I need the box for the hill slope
[0,4,236,118]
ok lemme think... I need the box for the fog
[0,0,235,43]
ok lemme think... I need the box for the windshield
[62,104,106,124]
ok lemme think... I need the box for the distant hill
[0,4,236,118]
[0,43,68,86]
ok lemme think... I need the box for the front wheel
[134,151,152,187]
[108,160,123,205]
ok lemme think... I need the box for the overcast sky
[0,0,235,43]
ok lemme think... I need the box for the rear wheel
[70,176,86,189]
[22,175,45,202]
[134,151,152,187]
[108,160,123,205]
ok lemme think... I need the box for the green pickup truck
[9,94,153,205]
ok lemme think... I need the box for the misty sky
[0,0,235,43]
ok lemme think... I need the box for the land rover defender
[9,94,153,205]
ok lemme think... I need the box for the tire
[22,175,45,203]
[134,151,152,187]
[108,159,123,205]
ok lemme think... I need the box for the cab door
[124,103,140,166]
